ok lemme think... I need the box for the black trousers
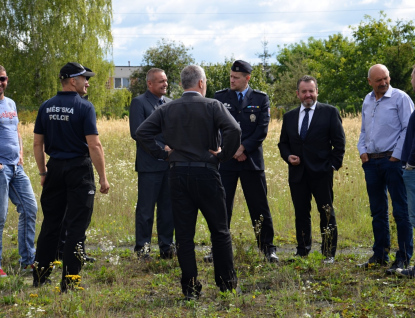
[169,166,237,295]
[135,170,174,253]
[289,169,337,257]
[33,157,95,287]
[219,169,276,253]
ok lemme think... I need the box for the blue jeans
[403,169,415,228]
[0,164,37,267]
[363,157,413,263]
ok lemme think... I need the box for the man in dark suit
[136,65,241,300]
[212,60,278,263]
[278,75,345,263]
[129,68,174,260]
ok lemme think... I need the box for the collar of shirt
[147,90,165,103]
[183,91,203,97]
[235,85,249,99]
[370,85,393,101]
[300,102,317,112]
[298,102,317,135]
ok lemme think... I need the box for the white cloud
[111,0,415,65]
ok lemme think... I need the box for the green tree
[129,38,194,99]
[202,58,233,98]
[0,0,113,112]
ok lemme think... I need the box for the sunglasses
[0,76,8,82]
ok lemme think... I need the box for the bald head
[367,64,390,99]
[368,64,389,79]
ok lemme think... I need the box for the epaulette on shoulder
[215,88,229,94]
[253,89,267,95]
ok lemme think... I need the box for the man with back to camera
[210,60,278,263]
[137,65,241,300]
[357,64,413,274]
[0,65,37,277]
[129,68,174,260]
[33,62,110,292]
[278,75,345,263]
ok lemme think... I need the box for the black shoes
[160,247,176,260]
[203,253,213,263]
[385,259,406,275]
[357,255,388,269]
[265,251,279,263]
[136,251,152,261]
[85,255,96,263]
[183,281,202,301]
[396,267,415,278]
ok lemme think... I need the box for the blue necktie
[238,92,243,106]
[158,99,164,105]
[300,108,311,140]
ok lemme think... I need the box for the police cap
[59,62,95,80]
[231,60,252,74]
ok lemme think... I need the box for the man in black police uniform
[57,66,96,263]
[129,68,174,260]
[211,60,278,263]
[137,65,241,300]
[33,62,110,292]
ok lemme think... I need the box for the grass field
[1,116,414,317]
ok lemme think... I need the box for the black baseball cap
[59,62,95,80]
[231,60,252,74]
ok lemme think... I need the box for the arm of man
[392,94,414,161]
[329,107,346,170]
[278,113,298,165]
[86,135,110,194]
[33,133,47,186]
[214,102,241,162]
[136,109,169,161]
[357,103,368,164]
[240,93,270,154]
[129,97,145,141]
[17,127,23,165]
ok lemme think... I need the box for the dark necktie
[300,108,311,140]
[158,99,164,105]
[238,92,243,106]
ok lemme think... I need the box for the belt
[367,151,393,159]
[169,162,218,170]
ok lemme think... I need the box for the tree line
[1,6,414,119]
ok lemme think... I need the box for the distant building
[107,63,141,89]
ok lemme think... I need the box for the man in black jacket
[129,68,174,259]
[213,60,277,263]
[137,65,241,300]
[278,75,345,263]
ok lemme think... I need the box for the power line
[113,7,415,15]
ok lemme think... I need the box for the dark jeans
[169,166,237,295]
[219,169,276,253]
[135,170,174,253]
[289,169,337,257]
[363,157,413,263]
[33,157,95,288]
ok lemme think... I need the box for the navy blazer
[129,90,172,172]
[278,102,345,183]
[214,87,270,171]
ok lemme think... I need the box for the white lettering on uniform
[46,106,74,114]
[49,114,69,121]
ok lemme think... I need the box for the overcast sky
[111,0,415,66]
